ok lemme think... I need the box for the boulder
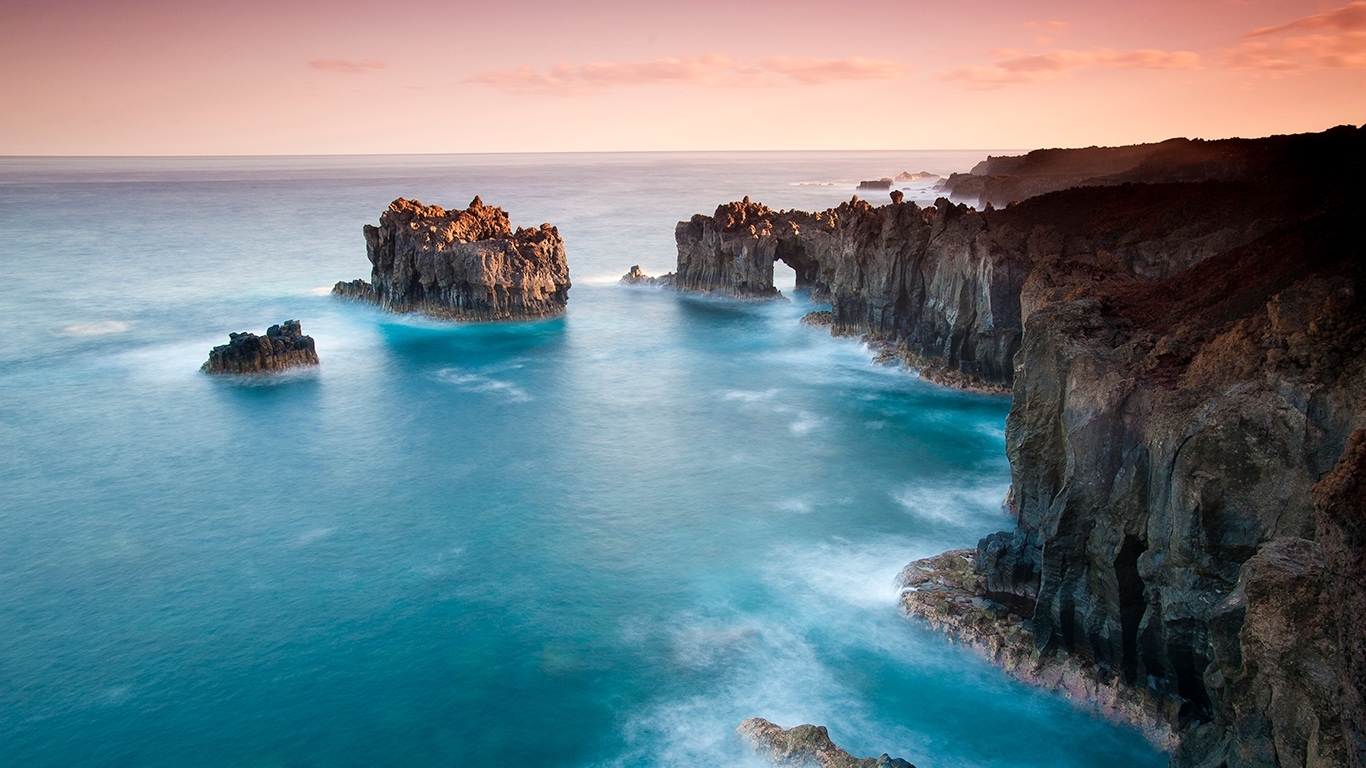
[202,320,319,374]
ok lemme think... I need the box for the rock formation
[895,171,938,182]
[620,265,673,286]
[332,197,570,320]
[682,125,1366,766]
[737,718,915,768]
[857,178,893,190]
[937,125,1366,208]
[202,320,319,374]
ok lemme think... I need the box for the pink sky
[2,0,1363,154]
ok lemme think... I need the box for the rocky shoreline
[689,126,1366,767]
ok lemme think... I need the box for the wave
[435,367,531,402]
[60,320,131,335]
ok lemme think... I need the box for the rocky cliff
[674,180,1298,391]
[333,197,570,321]
[682,125,1365,766]
[202,320,319,374]
[937,125,1366,208]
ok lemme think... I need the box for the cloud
[1247,2,1366,37]
[939,47,1201,89]
[464,54,907,94]
[308,59,385,74]
[1228,3,1366,71]
[759,56,910,84]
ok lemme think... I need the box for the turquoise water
[0,154,1164,767]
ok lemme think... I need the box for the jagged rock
[800,310,833,327]
[737,718,915,768]
[897,550,1179,748]
[857,178,893,190]
[895,171,938,182]
[674,179,1297,390]
[670,125,1366,766]
[620,265,674,286]
[202,320,319,374]
[332,196,570,320]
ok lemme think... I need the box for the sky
[1,0,1363,154]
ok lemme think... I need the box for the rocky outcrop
[620,265,673,286]
[737,718,915,768]
[857,178,893,190]
[938,125,1366,208]
[202,320,319,374]
[332,197,570,320]
[896,171,938,182]
[678,125,1365,766]
[898,550,1179,748]
[675,180,1298,390]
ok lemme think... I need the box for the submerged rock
[620,265,674,286]
[799,310,832,327]
[737,718,915,768]
[202,320,319,375]
[895,171,938,182]
[332,196,570,321]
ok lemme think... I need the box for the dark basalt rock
[680,125,1366,767]
[857,178,893,190]
[333,196,570,321]
[938,124,1366,208]
[737,718,915,768]
[202,320,319,374]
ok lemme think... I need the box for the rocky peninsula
[202,320,319,375]
[333,197,570,321]
[681,126,1365,767]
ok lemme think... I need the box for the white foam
[720,388,780,403]
[436,368,531,402]
[774,499,813,514]
[61,320,131,335]
[893,482,1011,527]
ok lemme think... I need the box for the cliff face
[333,197,570,321]
[937,125,1366,208]
[680,124,1366,765]
[675,182,1294,390]
[203,320,319,374]
[986,195,1366,765]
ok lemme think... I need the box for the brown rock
[737,718,915,768]
[332,197,570,321]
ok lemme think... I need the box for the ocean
[0,153,1164,767]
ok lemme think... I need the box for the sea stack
[333,196,570,321]
[202,320,319,374]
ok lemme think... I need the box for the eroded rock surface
[737,718,915,768]
[202,320,319,374]
[333,197,570,320]
[678,125,1366,767]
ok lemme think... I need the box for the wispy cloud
[1247,1,1366,37]
[464,54,908,95]
[1228,2,1366,71]
[940,47,1201,89]
[308,59,385,74]
[759,56,910,84]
